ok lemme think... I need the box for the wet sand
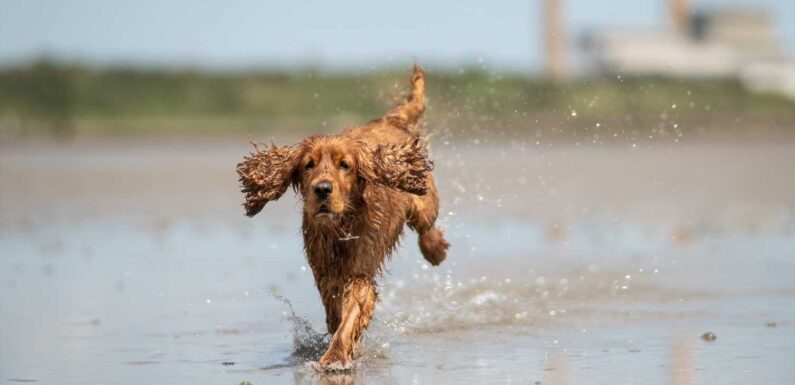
[1,139,794,384]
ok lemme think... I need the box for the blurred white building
[581,29,738,77]
[580,7,795,99]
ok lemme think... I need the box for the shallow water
[1,140,794,384]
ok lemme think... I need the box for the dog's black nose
[314,182,333,199]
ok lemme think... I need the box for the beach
[1,138,794,384]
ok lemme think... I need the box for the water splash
[377,264,711,334]
[271,292,329,363]
[271,292,392,371]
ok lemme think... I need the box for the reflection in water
[542,351,572,385]
[292,363,396,385]
[671,334,695,385]
[293,368,356,385]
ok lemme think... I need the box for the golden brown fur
[237,65,449,368]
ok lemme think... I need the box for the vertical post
[544,0,567,80]
[670,0,689,35]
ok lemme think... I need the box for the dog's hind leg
[318,276,376,367]
[407,178,450,266]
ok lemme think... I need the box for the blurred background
[1,0,794,140]
[1,1,795,385]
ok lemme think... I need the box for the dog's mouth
[315,205,335,218]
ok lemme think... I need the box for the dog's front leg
[317,277,343,335]
[318,276,376,367]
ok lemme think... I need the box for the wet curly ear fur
[358,138,433,195]
[237,143,302,217]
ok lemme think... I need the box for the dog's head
[237,135,433,222]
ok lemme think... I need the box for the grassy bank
[1,60,794,141]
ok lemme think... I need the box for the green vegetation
[1,60,793,139]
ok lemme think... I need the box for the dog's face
[298,137,358,222]
[237,135,433,220]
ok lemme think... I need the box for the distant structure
[580,1,795,99]
[691,8,780,62]
[670,0,689,35]
[544,0,568,80]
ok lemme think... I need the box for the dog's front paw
[318,348,352,371]
[419,227,450,266]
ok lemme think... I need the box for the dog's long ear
[237,143,302,217]
[357,138,433,195]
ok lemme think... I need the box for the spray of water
[270,291,394,373]
[270,292,330,363]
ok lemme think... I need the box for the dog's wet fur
[237,65,449,368]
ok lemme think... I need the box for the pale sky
[0,0,792,72]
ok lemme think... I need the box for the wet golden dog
[237,65,449,368]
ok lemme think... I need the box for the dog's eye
[305,160,314,170]
[340,160,350,170]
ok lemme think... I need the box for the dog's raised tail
[386,64,426,134]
